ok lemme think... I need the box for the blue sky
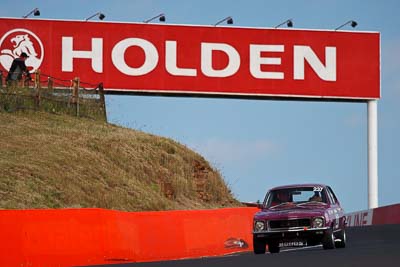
[1,0,399,212]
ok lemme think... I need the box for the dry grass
[0,111,240,211]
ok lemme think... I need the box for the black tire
[335,229,346,248]
[253,237,266,254]
[268,242,280,253]
[322,229,335,250]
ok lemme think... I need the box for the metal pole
[368,100,378,209]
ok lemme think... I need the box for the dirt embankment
[0,111,240,211]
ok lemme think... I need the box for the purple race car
[253,184,346,254]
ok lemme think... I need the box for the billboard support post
[368,100,378,209]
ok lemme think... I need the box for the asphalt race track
[85,224,400,267]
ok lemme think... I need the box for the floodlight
[144,13,166,23]
[275,19,293,28]
[335,20,358,30]
[85,12,106,21]
[23,8,40,18]
[214,16,233,26]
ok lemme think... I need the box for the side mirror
[241,201,263,208]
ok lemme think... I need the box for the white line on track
[278,245,322,253]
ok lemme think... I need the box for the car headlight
[254,221,265,232]
[312,217,324,228]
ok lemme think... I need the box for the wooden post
[22,72,30,88]
[34,70,41,109]
[0,70,3,88]
[19,75,24,88]
[98,82,107,122]
[72,77,80,116]
[34,70,41,90]
[48,77,53,91]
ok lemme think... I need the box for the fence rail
[0,70,107,121]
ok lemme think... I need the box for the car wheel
[335,229,346,248]
[322,229,335,250]
[253,237,266,254]
[268,242,280,253]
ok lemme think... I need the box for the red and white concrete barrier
[346,203,400,227]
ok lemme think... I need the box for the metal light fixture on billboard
[275,19,293,28]
[85,12,106,21]
[214,16,233,26]
[23,8,40,18]
[144,13,166,23]
[335,20,358,30]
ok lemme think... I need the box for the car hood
[254,206,326,220]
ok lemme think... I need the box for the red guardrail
[0,207,258,267]
[1,203,398,266]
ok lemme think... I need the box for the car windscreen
[264,186,328,208]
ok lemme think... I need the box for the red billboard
[0,18,380,100]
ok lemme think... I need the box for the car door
[326,186,345,230]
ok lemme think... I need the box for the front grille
[269,219,311,229]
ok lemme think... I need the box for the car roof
[269,183,328,191]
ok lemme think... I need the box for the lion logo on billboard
[0,28,44,73]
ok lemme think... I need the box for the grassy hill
[0,111,240,211]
